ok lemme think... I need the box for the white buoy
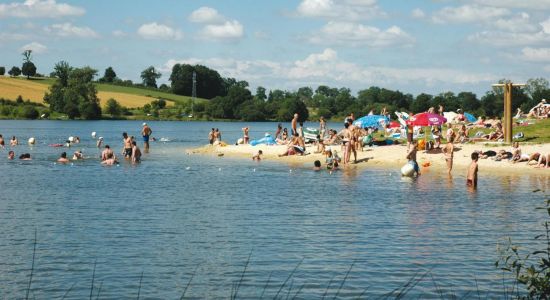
[185,166,191,170]
[28,137,36,145]
[253,168,256,172]
[91,132,97,138]
[218,168,222,171]
[68,136,74,143]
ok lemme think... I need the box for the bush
[19,105,39,119]
[0,66,5,76]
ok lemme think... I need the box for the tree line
[2,50,550,121]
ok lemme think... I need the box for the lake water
[0,120,548,299]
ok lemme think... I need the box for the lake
[0,120,548,299]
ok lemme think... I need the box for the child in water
[467,152,479,188]
[252,150,263,161]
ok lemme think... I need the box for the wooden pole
[504,83,513,143]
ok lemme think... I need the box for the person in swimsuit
[252,150,262,161]
[0,134,4,149]
[243,127,250,144]
[291,113,298,136]
[406,140,420,176]
[57,152,69,163]
[7,150,15,160]
[275,123,282,140]
[101,152,118,165]
[122,132,132,159]
[141,123,152,152]
[319,117,326,139]
[340,122,353,164]
[132,141,142,163]
[10,136,18,147]
[208,128,215,145]
[97,137,103,148]
[313,160,322,171]
[467,152,479,188]
[443,136,454,174]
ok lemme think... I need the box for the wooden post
[504,83,513,143]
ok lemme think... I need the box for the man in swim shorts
[122,132,132,159]
[406,140,420,176]
[141,123,152,152]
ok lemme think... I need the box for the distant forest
[3,50,550,121]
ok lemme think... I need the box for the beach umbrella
[406,113,447,126]
[389,121,401,128]
[353,115,390,129]
[464,112,477,123]
[443,112,457,124]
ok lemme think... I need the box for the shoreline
[188,142,550,176]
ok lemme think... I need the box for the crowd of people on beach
[208,102,548,188]
[0,122,153,166]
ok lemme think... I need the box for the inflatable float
[401,161,416,177]
[303,127,319,142]
[250,134,276,146]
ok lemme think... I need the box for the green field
[1,76,207,106]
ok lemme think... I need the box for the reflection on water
[0,120,548,298]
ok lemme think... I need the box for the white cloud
[112,30,126,37]
[295,0,385,21]
[0,32,29,41]
[161,48,497,90]
[491,12,537,32]
[307,21,414,47]
[44,22,99,38]
[472,0,550,10]
[201,20,243,41]
[20,41,47,53]
[137,22,182,40]
[411,8,425,19]
[0,0,85,18]
[521,47,550,62]
[468,30,550,46]
[188,6,224,24]
[432,4,510,24]
[541,18,550,34]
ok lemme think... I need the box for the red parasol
[406,113,447,126]
[389,121,401,128]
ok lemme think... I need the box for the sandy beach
[189,142,550,175]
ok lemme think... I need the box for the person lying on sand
[535,153,549,168]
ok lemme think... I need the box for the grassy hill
[0,76,207,108]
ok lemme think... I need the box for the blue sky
[1,0,550,97]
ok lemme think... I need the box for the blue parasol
[353,115,390,129]
[464,112,476,123]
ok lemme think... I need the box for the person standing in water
[141,123,152,152]
[443,136,454,174]
[467,152,479,188]
[122,132,132,159]
[132,141,142,163]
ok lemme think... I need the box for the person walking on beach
[141,123,152,152]
[443,136,454,174]
[122,132,132,159]
[291,113,298,136]
[215,128,221,143]
[467,152,479,188]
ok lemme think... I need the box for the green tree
[18,105,39,119]
[52,61,72,87]
[277,97,309,122]
[525,77,549,98]
[21,50,36,79]
[101,67,117,83]
[255,86,267,101]
[458,92,480,112]
[44,65,101,119]
[151,99,166,110]
[0,66,5,76]
[141,66,162,88]
[8,66,21,77]
[105,98,122,116]
[411,93,432,113]
[169,64,225,99]
[22,62,36,79]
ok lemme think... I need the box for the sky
[1,0,550,97]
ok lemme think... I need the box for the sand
[188,142,550,176]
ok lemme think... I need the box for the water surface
[0,120,548,299]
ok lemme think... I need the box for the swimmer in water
[101,152,118,165]
[72,150,83,160]
[313,160,322,171]
[97,137,103,148]
[57,152,70,163]
[131,141,141,163]
[19,153,31,160]
[10,136,18,146]
[8,150,15,160]
[101,145,113,161]
[252,150,263,161]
